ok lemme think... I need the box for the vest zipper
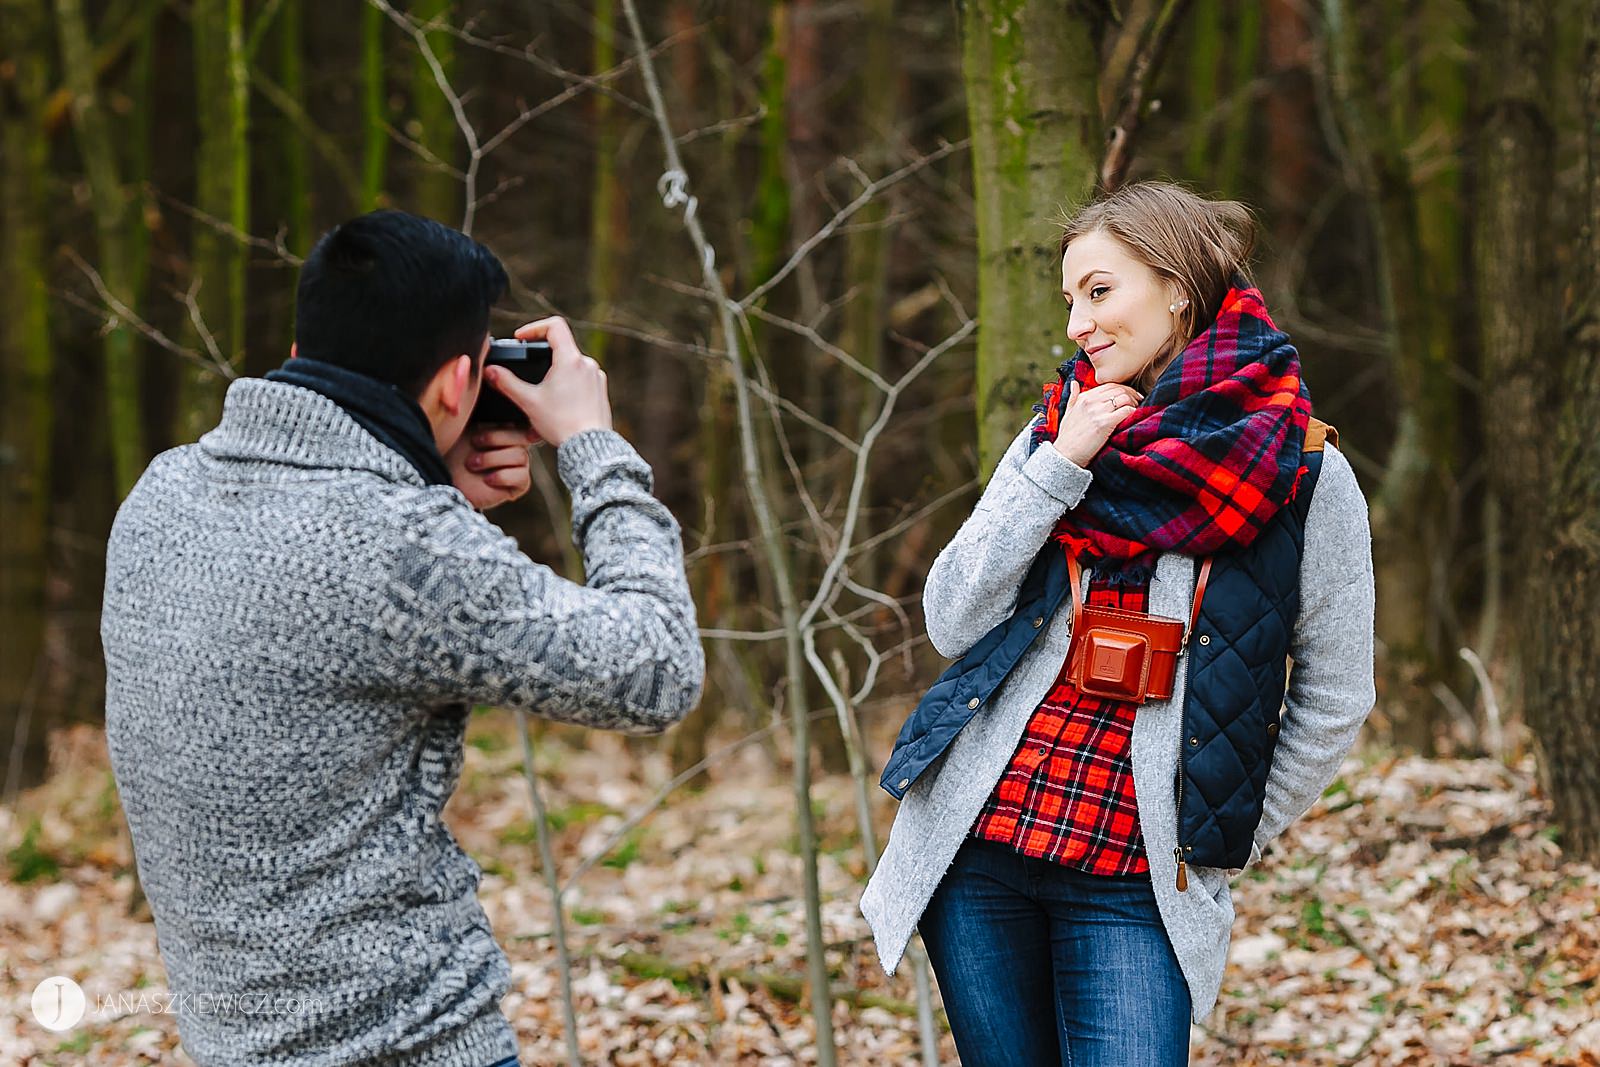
[1173,601,1198,893]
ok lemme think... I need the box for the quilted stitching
[1178,453,1321,867]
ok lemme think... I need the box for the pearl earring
[1169,298,1189,313]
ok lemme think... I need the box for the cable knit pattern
[101,378,704,1066]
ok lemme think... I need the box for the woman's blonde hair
[1058,181,1257,392]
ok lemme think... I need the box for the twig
[517,716,583,1067]
[1459,646,1504,761]
[619,1,838,1056]
[60,249,235,379]
[558,710,835,895]
[740,139,969,310]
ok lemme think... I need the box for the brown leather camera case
[1063,552,1212,704]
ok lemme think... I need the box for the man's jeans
[918,837,1191,1066]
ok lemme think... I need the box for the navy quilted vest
[880,451,1324,872]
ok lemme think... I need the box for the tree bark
[361,0,390,212]
[182,0,249,441]
[1324,0,1469,752]
[963,0,1106,475]
[587,0,625,361]
[279,0,311,254]
[54,0,145,496]
[1,0,57,794]
[409,0,459,224]
[1499,0,1600,861]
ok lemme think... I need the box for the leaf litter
[1,716,1596,1065]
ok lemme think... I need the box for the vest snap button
[1198,634,1210,645]
[1032,616,1044,628]
[967,697,980,709]
[1185,845,1193,852]
[1189,736,1199,746]
[898,778,910,789]
[1266,722,1279,735]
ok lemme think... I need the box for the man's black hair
[294,210,510,396]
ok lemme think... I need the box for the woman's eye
[1090,285,1109,299]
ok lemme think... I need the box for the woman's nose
[1067,305,1094,344]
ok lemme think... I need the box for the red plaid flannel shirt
[969,571,1150,875]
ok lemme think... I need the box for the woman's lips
[1086,342,1113,357]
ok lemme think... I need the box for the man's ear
[290,341,298,359]
[438,353,474,415]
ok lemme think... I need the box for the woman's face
[1060,230,1184,386]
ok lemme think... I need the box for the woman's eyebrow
[1063,269,1111,295]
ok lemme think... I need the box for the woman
[860,182,1376,1066]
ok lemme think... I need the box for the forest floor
[2,710,1598,1066]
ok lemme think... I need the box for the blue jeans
[918,837,1191,1066]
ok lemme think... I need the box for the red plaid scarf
[1030,282,1312,583]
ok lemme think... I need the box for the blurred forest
[2,0,1600,1063]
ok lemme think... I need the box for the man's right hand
[485,316,613,447]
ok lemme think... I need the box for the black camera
[471,339,552,425]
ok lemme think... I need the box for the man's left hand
[446,425,538,510]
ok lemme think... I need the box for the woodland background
[2,0,1599,1064]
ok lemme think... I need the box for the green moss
[8,818,60,884]
[600,828,644,870]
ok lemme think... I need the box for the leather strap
[1185,557,1212,649]
[1304,417,1338,452]
[1067,549,1085,633]
[1066,550,1211,651]
[1059,416,1326,655]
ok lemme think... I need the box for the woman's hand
[1051,380,1144,467]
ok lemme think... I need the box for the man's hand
[445,425,537,510]
[483,316,613,447]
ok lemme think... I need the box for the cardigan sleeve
[921,417,1092,659]
[1252,444,1377,857]
[378,429,705,735]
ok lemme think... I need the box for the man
[101,210,705,1066]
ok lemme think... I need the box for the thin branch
[61,248,235,379]
[740,139,970,310]
[150,186,304,267]
[368,0,482,233]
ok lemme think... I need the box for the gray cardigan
[859,417,1375,1024]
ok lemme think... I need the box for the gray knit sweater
[101,378,705,1066]
[860,417,1375,1025]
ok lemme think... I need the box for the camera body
[471,339,552,425]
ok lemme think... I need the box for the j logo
[30,975,87,1032]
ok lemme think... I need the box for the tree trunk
[1182,0,1222,182]
[1215,0,1261,196]
[1,0,57,794]
[1323,0,1468,752]
[409,0,459,224]
[1481,0,1599,861]
[839,0,897,605]
[963,0,1106,474]
[361,0,390,212]
[587,0,625,362]
[279,0,312,254]
[182,0,249,441]
[55,0,145,497]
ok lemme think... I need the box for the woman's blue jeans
[918,837,1191,1066]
